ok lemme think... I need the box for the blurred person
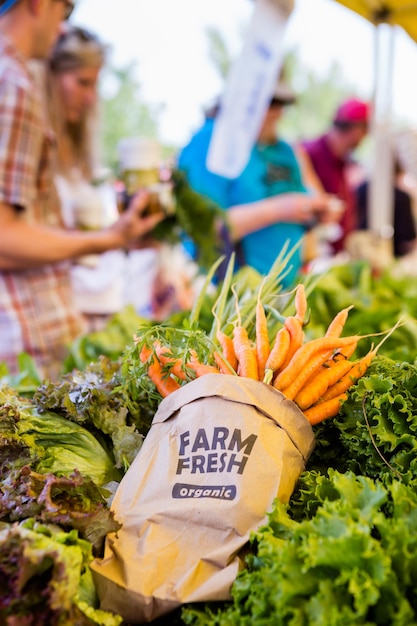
[0,0,163,379]
[43,25,128,331]
[394,127,417,221]
[178,77,341,286]
[116,135,198,322]
[297,97,370,254]
[355,155,417,258]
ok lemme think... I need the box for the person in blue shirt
[178,79,341,285]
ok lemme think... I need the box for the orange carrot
[325,305,354,337]
[304,393,348,425]
[293,357,355,410]
[277,347,335,400]
[255,294,270,380]
[213,350,235,375]
[187,361,220,377]
[139,345,181,397]
[139,345,151,362]
[263,326,291,384]
[187,350,220,378]
[320,320,401,402]
[273,335,360,391]
[335,340,358,360]
[153,341,187,380]
[320,348,375,402]
[295,284,308,325]
[217,330,238,372]
[233,325,259,380]
[279,315,304,371]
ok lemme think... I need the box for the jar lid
[118,137,161,171]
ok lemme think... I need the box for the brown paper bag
[91,374,315,623]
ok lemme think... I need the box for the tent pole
[368,21,395,256]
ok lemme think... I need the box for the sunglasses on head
[269,97,289,108]
[56,25,99,46]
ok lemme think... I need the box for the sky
[72,0,417,147]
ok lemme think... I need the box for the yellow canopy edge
[333,0,417,44]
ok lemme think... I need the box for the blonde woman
[46,26,127,330]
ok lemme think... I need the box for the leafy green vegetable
[331,356,417,483]
[0,387,121,486]
[0,468,120,553]
[0,352,42,396]
[34,357,144,470]
[306,261,417,362]
[151,169,226,271]
[0,519,123,625]
[82,306,150,356]
[182,471,417,625]
[63,305,152,373]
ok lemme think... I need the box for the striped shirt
[0,33,85,379]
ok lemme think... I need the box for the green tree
[98,61,162,172]
[279,50,359,140]
[205,25,233,81]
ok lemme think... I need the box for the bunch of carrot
[134,283,387,426]
[217,283,376,425]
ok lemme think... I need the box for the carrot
[277,347,335,400]
[272,335,360,391]
[187,350,220,378]
[212,297,238,372]
[231,285,259,380]
[233,325,259,380]
[335,340,358,360]
[213,350,235,375]
[320,349,375,402]
[280,315,304,371]
[295,284,308,325]
[263,326,291,384]
[153,341,187,381]
[217,329,238,372]
[320,319,401,402]
[255,291,270,380]
[304,393,348,425]
[187,361,220,377]
[325,305,354,337]
[139,345,181,397]
[293,357,355,410]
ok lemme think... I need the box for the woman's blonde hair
[46,26,107,180]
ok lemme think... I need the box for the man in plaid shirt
[0,0,163,379]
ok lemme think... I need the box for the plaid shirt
[0,33,85,379]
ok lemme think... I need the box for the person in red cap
[297,97,370,254]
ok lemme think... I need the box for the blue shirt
[178,118,308,284]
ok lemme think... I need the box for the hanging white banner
[206,0,294,179]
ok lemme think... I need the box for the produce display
[1,257,417,625]
[134,282,385,426]
[182,354,417,626]
[134,257,396,429]
[306,261,417,362]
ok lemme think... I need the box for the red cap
[334,98,370,124]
